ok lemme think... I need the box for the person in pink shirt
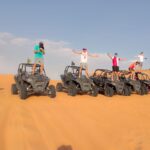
[107,53,126,80]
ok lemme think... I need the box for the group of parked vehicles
[11,62,150,100]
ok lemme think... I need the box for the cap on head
[114,52,118,56]
[140,52,143,54]
[82,48,87,51]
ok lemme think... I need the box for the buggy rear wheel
[137,86,145,95]
[137,82,148,95]
[11,84,18,95]
[48,85,56,98]
[143,84,149,95]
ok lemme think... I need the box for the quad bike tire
[19,84,27,100]
[122,85,131,96]
[11,84,18,95]
[137,84,145,95]
[48,85,56,98]
[128,86,132,95]
[91,86,98,97]
[142,83,149,95]
[68,84,77,96]
[56,83,63,92]
[104,85,114,97]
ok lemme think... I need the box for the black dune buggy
[11,63,56,100]
[134,72,150,94]
[56,62,98,96]
[90,69,131,97]
[119,70,148,95]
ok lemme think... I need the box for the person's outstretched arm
[107,53,112,59]
[119,58,127,61]
[88,53,99,58]
[72,50,82,55]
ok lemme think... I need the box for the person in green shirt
[32,42,45,75]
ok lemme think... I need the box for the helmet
[82,48,87,51]
[140,52,143,54]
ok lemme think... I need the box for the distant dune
[0,71,150,150]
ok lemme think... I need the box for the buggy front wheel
[56,83,63,92]
[90,86,98,97]
[68,85,77,96]
[19,84,27,100]
[104,85,114,97]
[122,85,131,96]
[48,85,56,98]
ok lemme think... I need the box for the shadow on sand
[0,88,4,91]
[57,145,73,150]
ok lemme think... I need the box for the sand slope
[0,74,150,150]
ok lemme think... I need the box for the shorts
[34,58,44,64]
[80,63,88,69]
[128,68,134,72]
[139,62,143,67]
[112,66,119,72]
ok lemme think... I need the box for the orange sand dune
[0,74,150,150]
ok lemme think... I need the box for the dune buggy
[56,62,98,96]
[134,72,150,94]
[119,70,148,95]
[91,69,131,97]
[11,63,56,100]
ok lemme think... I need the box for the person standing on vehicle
[137,52,144,71]
[128,61,140,80]
[32,42,45,75]
[107,52,126,80]
[72,48,98,78]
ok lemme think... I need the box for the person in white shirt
[138,52,144,70]
[72,48,98,78]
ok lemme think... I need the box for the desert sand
[0,74,150,150]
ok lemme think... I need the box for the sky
[0,0,150,78]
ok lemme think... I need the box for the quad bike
[119,70,148,95]
[91,69,131,97]
[56,62,98,97]
[134,72,150,94]
[11,63,56,99]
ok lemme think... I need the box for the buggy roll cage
[93,69,112,77]
[18,63,46,75]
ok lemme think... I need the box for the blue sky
[0,0,150,77]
